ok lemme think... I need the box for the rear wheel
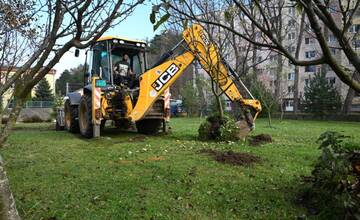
[136,119,162,135]
[78,94,93,138]
[64,100,79,133]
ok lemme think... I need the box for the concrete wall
[17,108,53,122]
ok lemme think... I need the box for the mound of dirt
[248,134,272,146]
[128,135,147,142]
[199,149,260,166]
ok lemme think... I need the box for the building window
[288,46,295,53]
[284,100,294,111]
[328,77,336,84]
[287,86,294,93]
[348,25,355,33]
[328,5,337,13]
[305,65,316,72]
[288,32,295,40]
[353,40,360,49]
[331,48,337,55]
[348,24,360,33]
[305,37,315,44]
[305,51,316,58]
[288,72,295,80]
[328,35,337,42]
[289,7,295,15]
[288,19,296,27]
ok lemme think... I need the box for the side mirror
[75,49,80,57]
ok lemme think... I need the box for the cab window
[92,42,111,82]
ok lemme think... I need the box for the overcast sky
[53,2,161,78]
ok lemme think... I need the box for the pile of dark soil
[248,134,272,146]
[128,135,147,142]
[199,149,260,166]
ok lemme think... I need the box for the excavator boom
[128,24,261,137]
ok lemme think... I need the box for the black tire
[100,120,106,131]
[78,94,93,138]
[64,100,79,133]
[55,121,64,131]
[136,119,162,135]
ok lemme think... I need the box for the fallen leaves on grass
[114,156,165,164]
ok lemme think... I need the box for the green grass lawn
[2,118,360,220]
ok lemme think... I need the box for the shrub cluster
[22,115,47,123]
[303,131,360,218]
[198,114,241,141]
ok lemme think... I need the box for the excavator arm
[128,24,261,135]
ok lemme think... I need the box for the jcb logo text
[152,64,180,91]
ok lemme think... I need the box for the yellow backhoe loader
[59,24,262,138]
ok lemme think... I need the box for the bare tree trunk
[0,103,23,220]
[267,111,272,127]
[0,155,21,220]
[294,11,306,113]
[343,71,359,114]
[280,102,284,121]
[274,3,284,104]
[275,55,283,102]
[0,94,26,220]
[343,88,355,114]
[211,80,224,119]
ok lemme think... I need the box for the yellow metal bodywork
[127,24,261,122]
[91,76,101,125]
[124,94,133,116]
[97,36,147,45]
[128,52,195,121]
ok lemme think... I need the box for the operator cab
[85,36,148,88]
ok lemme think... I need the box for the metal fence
[8,101,54,109]
[25,101,54,108]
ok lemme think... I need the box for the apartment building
[250,1,360,112]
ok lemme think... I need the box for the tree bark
[293,11,306,113]
[0,96,24,220]
[343,71,360,114]
[267,111,272,127]
[0,155,21,220]
[275,7,283,104]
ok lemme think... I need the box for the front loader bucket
[235,107,256,140]
[235,120,252,140]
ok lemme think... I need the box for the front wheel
[64,100,79,133]
[78,94,93,138]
